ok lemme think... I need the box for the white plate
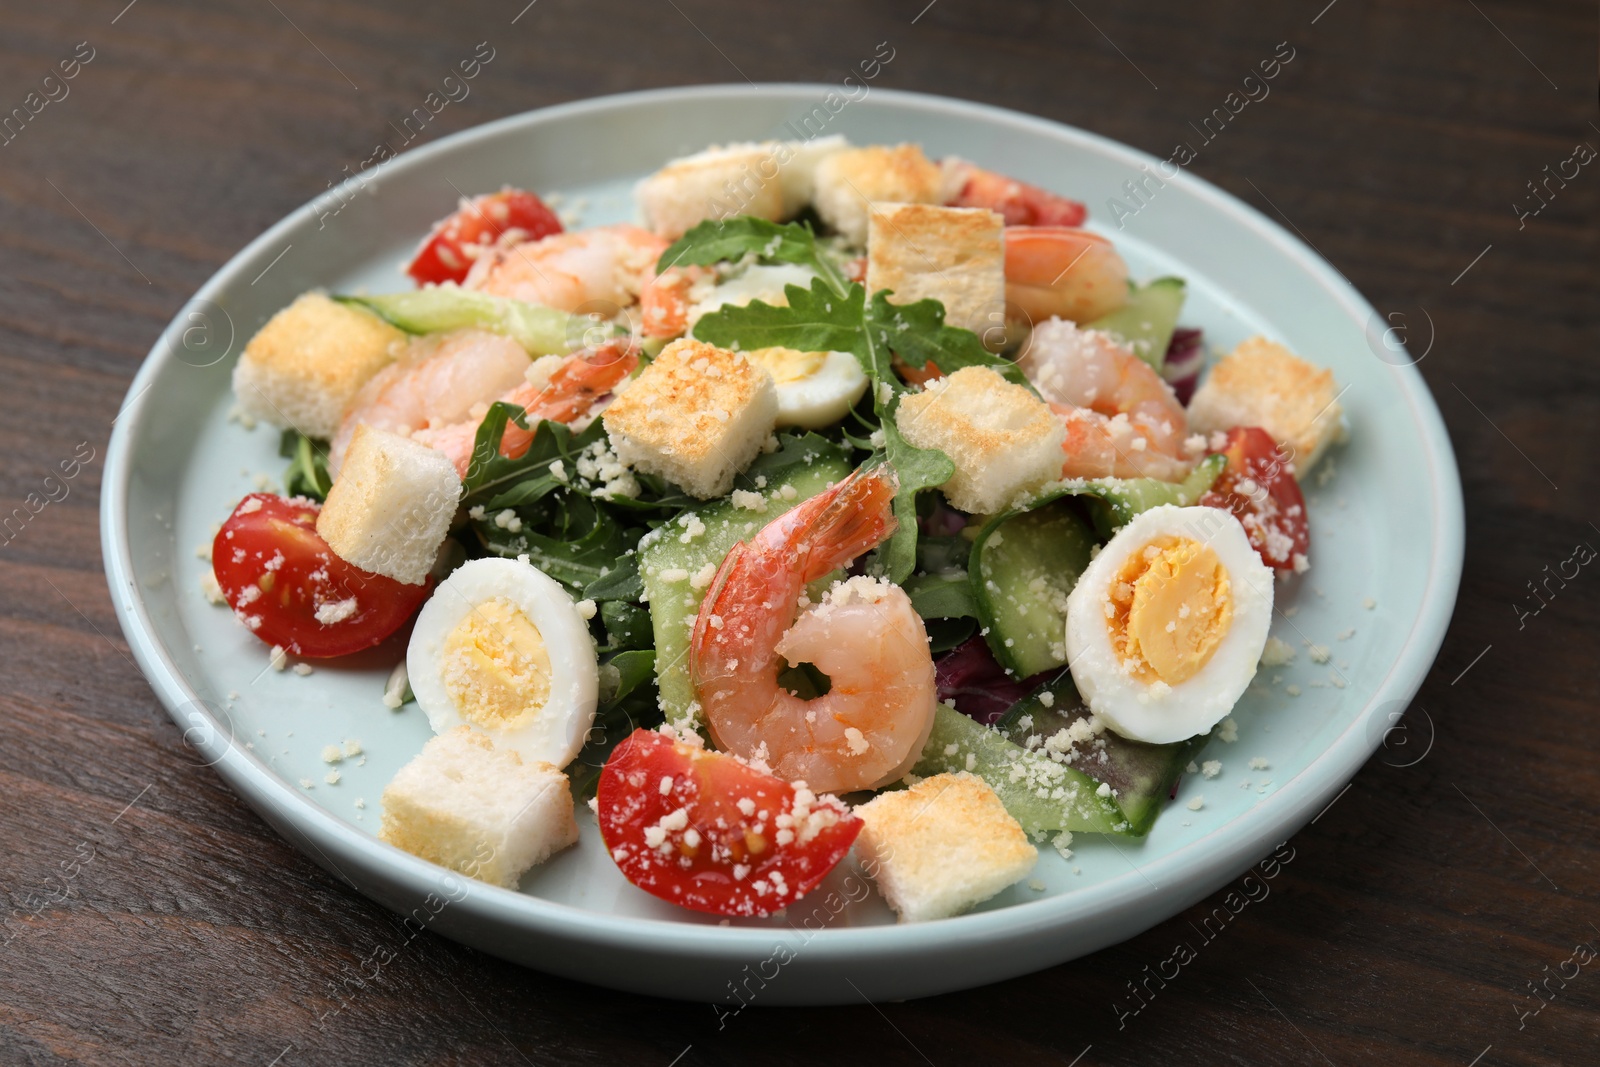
[102,85,1464,1005]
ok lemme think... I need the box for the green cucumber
[1086,277,1186,369]
[996,675,1208,836]
[969,500,1096,677]
[1024,453,1225,540]
[336,289,591,355]
[639,436,853,723]
[913,705,1129,836]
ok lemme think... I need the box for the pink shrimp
[689,468,938,794]
[464,223,668,314]
[411,342,639,477]
[1004,225,1129,325]
[1017,318,1195,482]
[329,329,531,476]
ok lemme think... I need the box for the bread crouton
[1186,336,1345,473]
[635,144,785,240]
[811,144,952,247]
[316,424,462,584]
[894,366,1066,514]
[855,772,1037,923]
[867,203,1006,344]
[379,727,577,889]
[232,292,407,439]
[774,134,849,216]
[601,338,778,499]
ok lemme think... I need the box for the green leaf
[473,507,632,595]
[278,430,332,501]
[600,600,652,652]
[583,554,643,602]
[901,570,980,621]
[461,405,605,510]
[568,650,663,799]
[876,417,954,583]
[691,279,867,366]
[658,217,849,297]
[865,290,1030,391]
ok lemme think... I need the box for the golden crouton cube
[1186,336,1345,473]
[231,292,407,439]
[894,366,1066,515]
[867,203,1006,346]
[855,772,1038,923]
[601,339,779,499]
[634,144,786,240]
[812,144,952,246]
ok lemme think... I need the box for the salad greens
[279,429,332,501]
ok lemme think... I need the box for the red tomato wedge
[405,189,563,286]
[597,729,862,917]
[1198,427,1310,570]
[211,494,431,657]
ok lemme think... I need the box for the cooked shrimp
[689,468,938,794]
[411,342,638,476]
[636,263,702,339]
[1004,225,1129,325]
[945,161,1088,227]
[1017,318,1195,482]
[329,329,531,476]
[463,224,670,315]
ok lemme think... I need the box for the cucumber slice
[996,675,1209,836]
[639,436,853,723]
[913,705,1128,836]
[1020,452,1224,540]
[969,500,1096,677]
[336,289,591,355]
[1086,277,1186,369]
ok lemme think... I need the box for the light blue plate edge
[100,84,1465,1001]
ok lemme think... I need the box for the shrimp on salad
[689,467,938,795]
[331,330,634,478]
[1017,318,1196,482]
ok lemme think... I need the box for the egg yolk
[440,597,552,728]
[1107,537,1233,685]
[747,346,826,384]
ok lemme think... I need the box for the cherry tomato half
[1198,426,1310,570]
[405,188,563,286]
[211,494,431,657]
[597,729,862,917]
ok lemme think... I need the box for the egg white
[746,347,869,429]
[687,263,819,332]
[1064,504,1274,745]
[407,557,598,768]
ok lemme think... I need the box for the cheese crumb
[1217,717,1238,743]
[1201,760,1222,779]
[843,727,869,755]
[1307,644,1331,664]
[324,770,341,785]
[1248,757,1270,770]
[269,645,288,671]
[321,745,343,764]
[1260,636,1296,667]
[314,597,359,625]
[574,598,597,620]
[1186,795,1204,811]
[292,662,313,676]
[1362,597,1376,610]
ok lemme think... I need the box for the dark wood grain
[2,0,1596,1063]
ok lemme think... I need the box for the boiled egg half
[1064,505,1273,744]
[408,557,597,768]
[744,346,868,428]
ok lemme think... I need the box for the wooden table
[3,0,1594,1063]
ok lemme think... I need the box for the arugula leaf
[658,217,849,297]
[475,508,633,594]
[278,430,332,501]
[874,417,954,582]
[866,290,1031,391]
[583,554,643,602]
[461,404,606,511]
[691,279,867,366]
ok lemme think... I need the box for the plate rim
[100,82,1465,967]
